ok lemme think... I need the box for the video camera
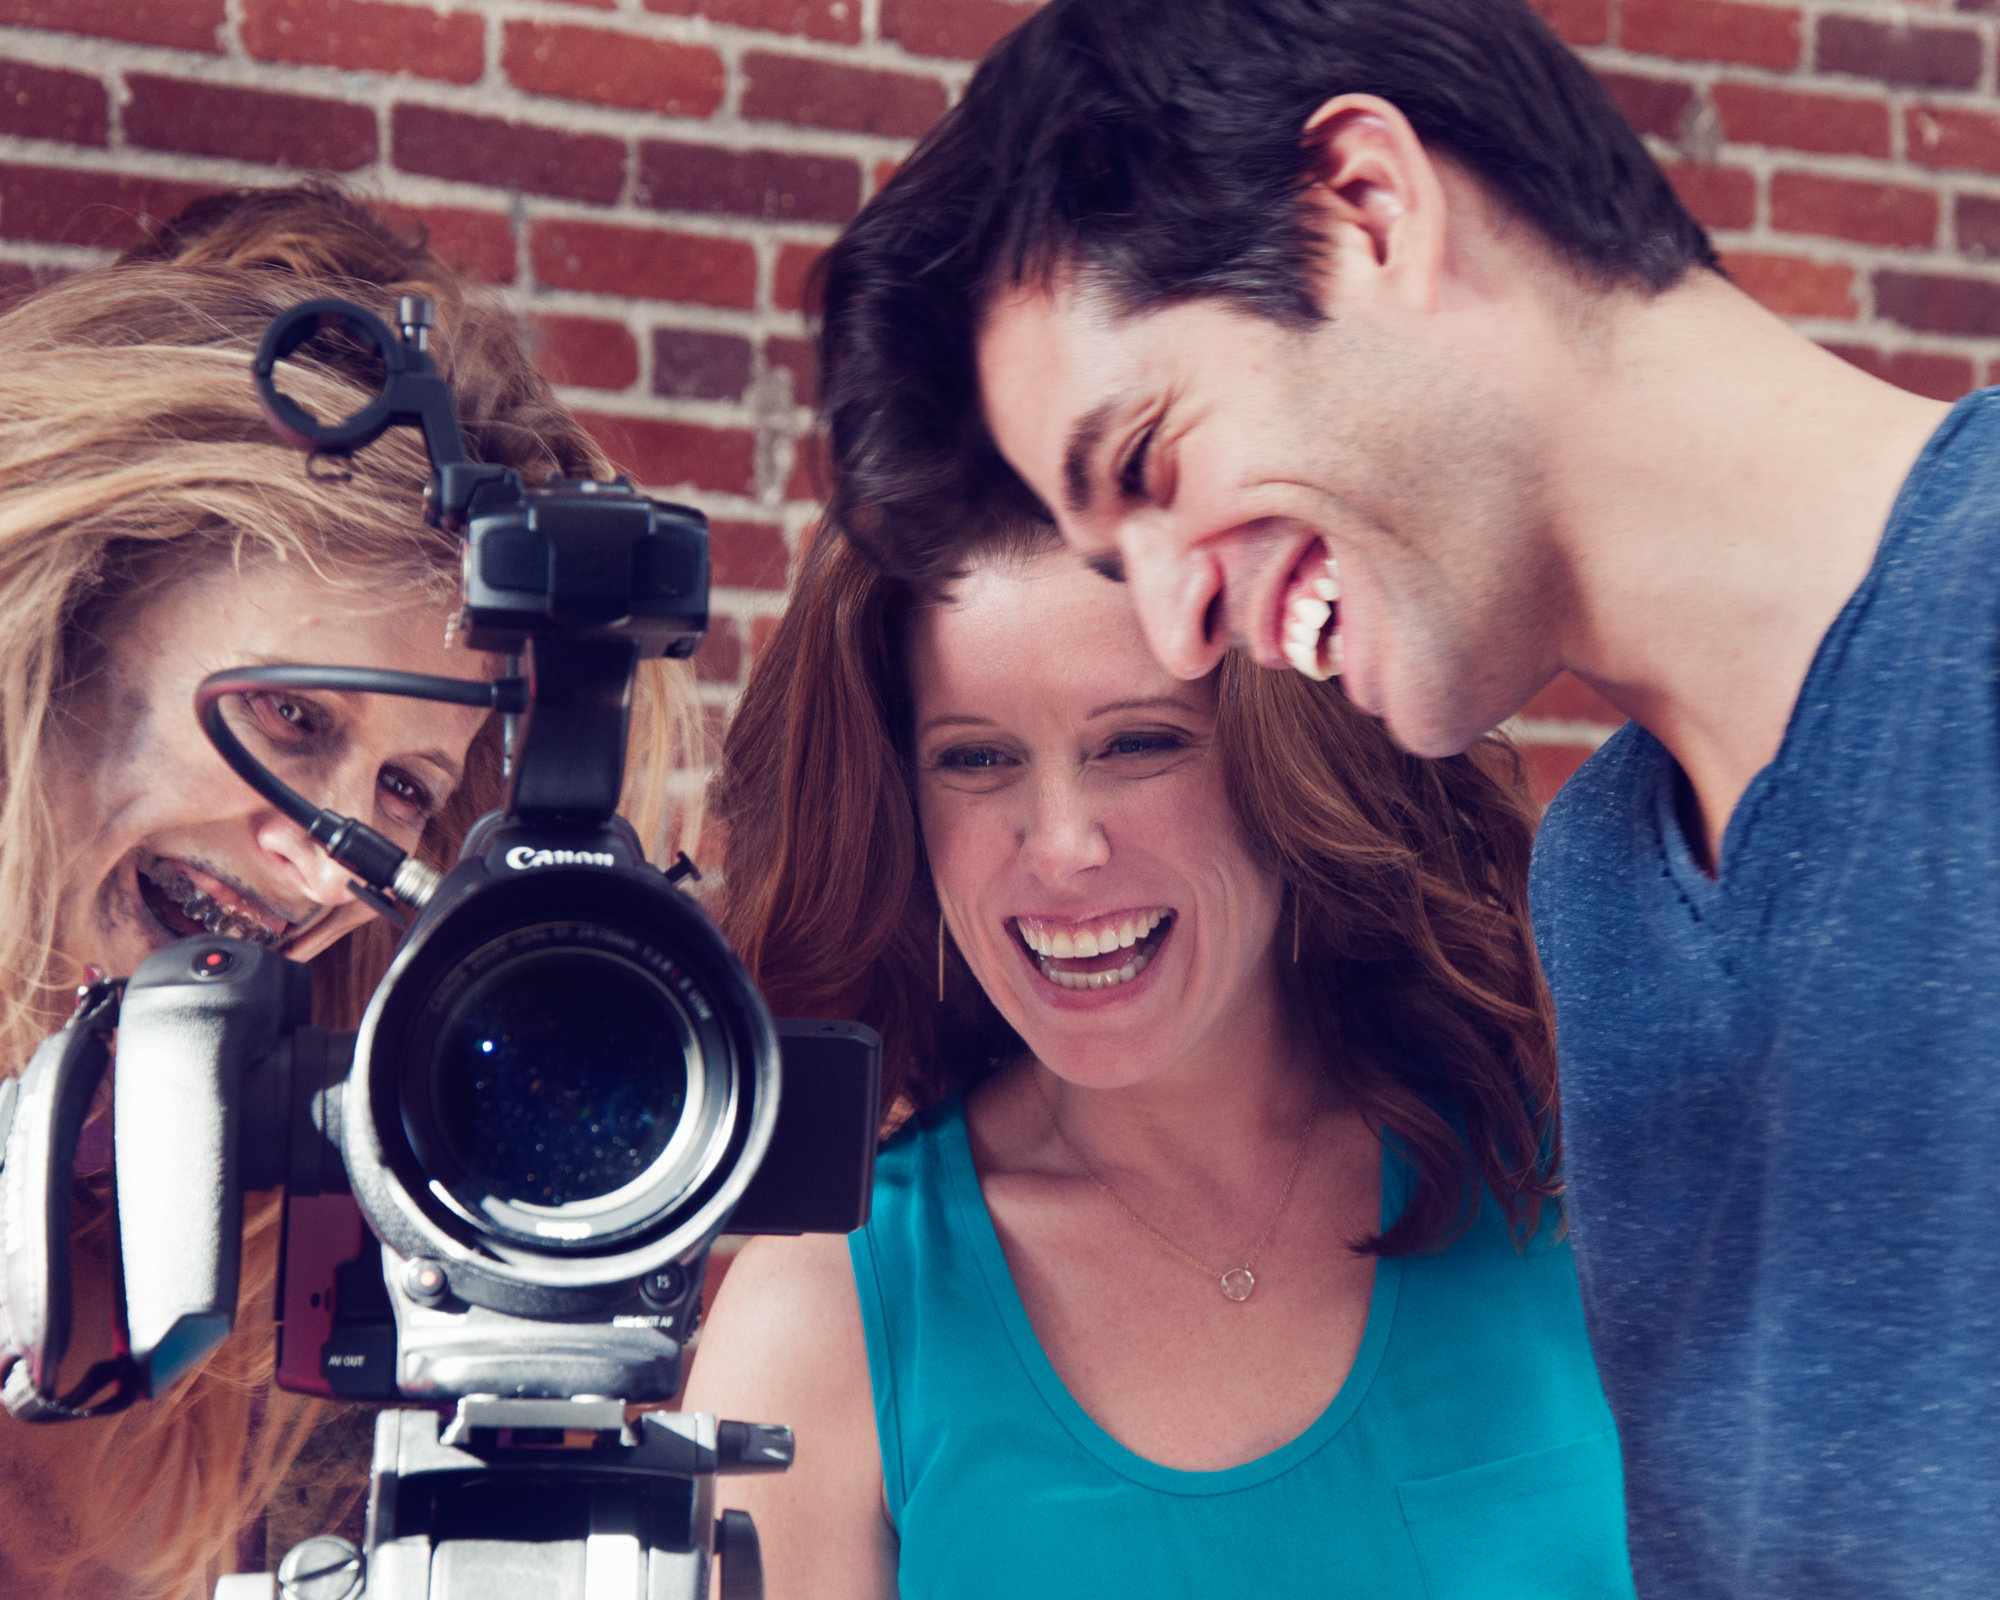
[0,294,878,1599]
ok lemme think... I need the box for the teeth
[138,860,284,949]
[1042,950,1151,990]
[1017,909,1168,959]
[1283,554,1342,682]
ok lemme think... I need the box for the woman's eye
[937,746,1013,771]
[1104,732,1185,758]
[378,766,436,822]
[245,692,321,743]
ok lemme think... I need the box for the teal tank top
[848,1094,1635,1600]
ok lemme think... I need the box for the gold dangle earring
[938,909,947,1002]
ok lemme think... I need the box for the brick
[374,203,515,284]
[1875,270,2000,336]
[1621,0,1802,69]
[1521,674,1622,726]
[1596,70,1696,140]
[694,615,742,683]
[1531,0,1609,46]
[653,328,753,401]
[1712,83,1891,158]
[773,241,825,312]
[0,59,106,147]
[0,162,213,248]
[1770,173,1939,249]
[870,157,901,196]
[636,141,860,225]
[503,21,725,117]
[1956,194,2000,259]
[750,613,782,660]
[765,334,816,406]
[1722,250,1856,319]
[1822,342,1977,400]
[1660,163,1756,231]
[124,77,376,171]
[392,105,624,204]
[785,429,828,502]
[0,0,222,51]
[881,0,1035,58]
[574,410,756,495]
[741,53,947,140]
[710,519,789,590]
[1909,105,2000,175]
[1815,15,1981,89]
[532,314,639,391]
[242,0,484,84]
[644,0,859,46]
[529,219,755,308]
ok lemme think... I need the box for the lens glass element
[431,948,691,1208]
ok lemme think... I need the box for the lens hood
[342,824,779,1318]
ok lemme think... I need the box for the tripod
[216,1397,789,1600]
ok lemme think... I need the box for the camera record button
[190,948,236,980]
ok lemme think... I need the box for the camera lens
[429,947,693,1209]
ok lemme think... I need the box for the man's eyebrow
[1062,398,1123,514]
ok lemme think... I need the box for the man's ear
[1300,94,1448,316]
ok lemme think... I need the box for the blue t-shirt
[1531,390,2000,1598]
[849,1093,1634,1599]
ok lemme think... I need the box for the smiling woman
[0,187,695,1599]
[691,524,1633,1600]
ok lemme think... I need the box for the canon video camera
[0,294,878,1600]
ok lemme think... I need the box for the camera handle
[215,1400,792,1600]
[0,977,142,1421]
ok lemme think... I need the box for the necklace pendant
[1219,1267,1256,1302]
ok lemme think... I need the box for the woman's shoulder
[684,1233,869,1419]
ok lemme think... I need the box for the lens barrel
[342,827,779,1315]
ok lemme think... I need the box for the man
[808,0,1998,1595]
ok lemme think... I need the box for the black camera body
[0,293,872,1598]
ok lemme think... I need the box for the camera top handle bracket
[252,296,507,533]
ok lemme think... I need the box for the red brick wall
[0,0,1987,801]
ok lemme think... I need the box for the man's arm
[680,1232,897,1600]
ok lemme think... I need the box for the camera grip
[116,940,309,1395]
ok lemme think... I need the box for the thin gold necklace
[1037,1074,1323,1303]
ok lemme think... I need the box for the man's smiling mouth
[135,853,295,949]
[1279,542,1342,681]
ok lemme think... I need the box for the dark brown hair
[817,0,1715,592]
[713,527,1561,1257]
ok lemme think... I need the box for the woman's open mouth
[1277,541,1342,681]
[1013,908,1174,992]
[135,853,292,949]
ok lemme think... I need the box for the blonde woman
[0,187,694,1598]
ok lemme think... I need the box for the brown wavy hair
[713,525,1561,1259]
